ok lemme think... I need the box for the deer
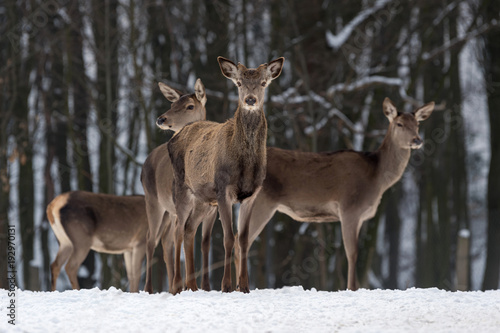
[141,78,213,293]
[231,97,435,291]
[48,80,207,293]
[167,56,284,294]
[47,191,147,292]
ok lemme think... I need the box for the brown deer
[48,80,207,293]
[141,78,212,293]
[167,56,284,294]
[231,98,434,291]
[47,191,147,292]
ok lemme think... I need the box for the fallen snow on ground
[1,287,500,332]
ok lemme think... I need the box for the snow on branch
[327,76,403,96]
[422,19,499,62]
[325,0,393,50]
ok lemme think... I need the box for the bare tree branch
[422,19,499,62]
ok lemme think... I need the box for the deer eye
[187,105,194,110]
[396,123,403,127]
[261,81,266,87]
[237,81,242,87]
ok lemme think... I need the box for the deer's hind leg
[160,214,175,292]
[124,244,146,292]
[201,207,217,291]
[51,241,73,291]
[144,201,165,293]
[171,184,195,294]
[183,201,211,291]
[235,191,278,290]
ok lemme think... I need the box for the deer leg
[171,185,194,294]
[64,245,91,290]
[236,193,260,293]
[235,193,278,289]
[183,203,211,291]
[123,251,135,292]
[124,245,146,293]
[63,222,93,290]
[183,207,205,292]
[233,233,240,287]
[144,202,164,294]
[247,193,278,247]
[50,242,73,291]
[340,216,361,291]
[201,207,217,291]
[217,197,234,293]
[160,215,175,291]
[171,215,186,294]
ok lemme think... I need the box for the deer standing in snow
[47,191,147,292]
[141,78,211,293]
[232,98,434,290]
[47,80,207,293]
[167,57,284,293]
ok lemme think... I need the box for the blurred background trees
[0,0,498,292]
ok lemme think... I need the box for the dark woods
[0,0,499,292]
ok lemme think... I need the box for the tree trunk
[482,0,500,290]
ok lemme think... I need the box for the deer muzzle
[157,116,166,126]
[156,116,172,130]
[245,96,257,106]
[412,137,423,149]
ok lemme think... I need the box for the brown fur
[47,191,147,292]
[141,79,211,294]
[167,56,284,293]
[231,98,435,290]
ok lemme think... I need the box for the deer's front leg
[340,214,361,291]
[217,196,234,293]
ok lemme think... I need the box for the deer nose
[412,137,422,146]
[156,116,166,126]
[245,96,256,106]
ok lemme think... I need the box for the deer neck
[375,134,411,191]
[232,104,267,149]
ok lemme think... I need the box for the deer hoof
[237,284,250,293]
[170,278,183,295]
[170,286,183,295]
[221,283,232,293]
[186,281,198,292]
[201,280,211,291]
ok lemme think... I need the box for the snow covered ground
[1,287,500,332]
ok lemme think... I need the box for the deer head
[218,56,284,111]
[383,97,435,149]
[156,79,207,132]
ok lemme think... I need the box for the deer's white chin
[410,143,423,149]
[243,104,260,112]
[157,123,175,131]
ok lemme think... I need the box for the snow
[325,0,392,50]
[2,287,500,332]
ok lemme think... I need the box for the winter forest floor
[1,287,500,332]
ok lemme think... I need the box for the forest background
[1,0,499,292]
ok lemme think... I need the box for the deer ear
[383,97,398,123]
[194,78,207,106]
[413,102,435,122]
[267,57,285,80]
[158,82,181,103]
[218,56,238,80]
